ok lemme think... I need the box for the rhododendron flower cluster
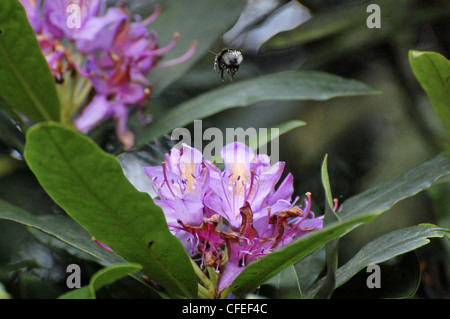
[20,0,196,150]
[144,142,325,297]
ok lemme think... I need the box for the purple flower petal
[44,0,103,40]
[20,0,43,33]
[75,7,127,53]
[74,95,113,133]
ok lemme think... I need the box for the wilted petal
[253,198,292,232]
[275,216,324,248]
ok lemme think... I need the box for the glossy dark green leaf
[23,122,197,298]
[88,263,142,298]
[208,120,306,164]
[0,108,25,153]
[306,224,449,298]
[231,212,378,298]
[59,263,142,299]
[260,2,368,52]
[294,247,326,292]
[428,183,450,255]
[0,199,163,296]
[261,1,445,54]
[232,154,450,297]
[259,265,302,299]
[0,0,60,122]
[339,154,450,223]
[136,71,379,146]
[0,199,126,266]
[58,286,91,299]
[321,155,336,217]
[332,252,421,299]
[0,282,11,299]
[315,155,340,298]
[409,50,450,133]
[262,1,448,69]
[247,120,306,153]
[0,259,41,277]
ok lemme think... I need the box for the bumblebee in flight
[210,49,243,82]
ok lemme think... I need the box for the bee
[209,49,243,82]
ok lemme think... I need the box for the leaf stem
[197,283,212,299]
[189,258,213,291]
[207,266,218,292]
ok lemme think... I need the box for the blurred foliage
[0,0,449,298]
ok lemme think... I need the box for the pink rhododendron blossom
[145,142,327,297]
[204,142,295,229]
[19,0,196,150]
[20,0,43,33]
[43,0,103,40]
[144,144,211,253]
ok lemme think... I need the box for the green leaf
[0,199,162,296]
[0,260,41,278]
[88,263,142,298]
[231,212,378,298]
[0,199,126,266]
[136,71,379,145]
[409,50,450,133]
[332,252,422,299]
[260,2,368,52]
[294,247,326,292]
[259,265,302,299]
[143,0,245,96]
[0,0,60,122]
[261,1,447,68]
[247,120,307,154]
[0,108,25,153]
[59,263,142,299]
[58,286,91,299]
[23,122,197,298]
[207,120,306,164]
[0,282,11,299]
[339,154,450,223]
[321,155,340,222]
[428,183,450,255]
[231,154,450,298]
[315,155,340,298]
[306,224,449,298]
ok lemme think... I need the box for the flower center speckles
[180,162,197,192]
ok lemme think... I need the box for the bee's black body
[213,49,243,82]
